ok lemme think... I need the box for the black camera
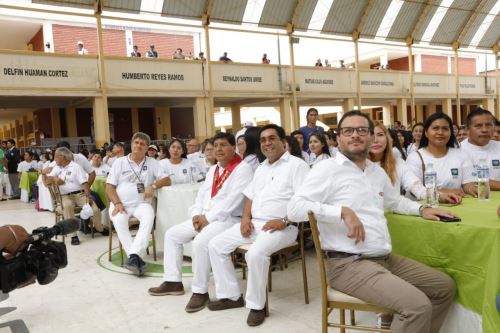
[0,219,79,293]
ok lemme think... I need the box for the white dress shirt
[308,153,330,167]
[287,152,421,257]
[158,158,201,184]
[48,161,88,194]
[393,158,426,200]
[187,151,205,174]
[406,148,475,189]
[17,160,39,172]
[243,154,260,171]
[244,152,310,223]
[188,160,254,224]
[460,139,500,181]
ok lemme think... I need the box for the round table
[156,183,202,256]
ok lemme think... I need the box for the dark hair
[388,129,406,160]
[56,140,70,149]
[113,142,124,149]
[420,112,458,149]
[309,131,330,157]
[285,136,303,159]
[244,127,265,162]
[7,139,16,145]
[290,130,304,138]
[165,138,187,159]
[259,124,286,140]
[338,110,374,134]
[24,150,34,157]
[412,122,424,131]
[43,152,52,162]
[212,132,235,146]
[306,108,319,118]
[465,107,494,128]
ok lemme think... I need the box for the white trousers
[163,219,232,294]
[109,202,154,256]
[208,221,298,310]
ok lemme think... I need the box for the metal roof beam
[409,0,435,40]
[457,0,486,44]
[354,0,375,34]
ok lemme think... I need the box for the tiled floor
[0,200,377,333]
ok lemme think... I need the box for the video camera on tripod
[0,219,79,293]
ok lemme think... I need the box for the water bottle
[477,158,490,201]
[189,166,196,184]
[424,163,439,208]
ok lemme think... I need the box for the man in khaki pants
[288,111,457,333]
[43,147,101,245]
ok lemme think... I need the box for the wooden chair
[47,184,92,239]
[108,215,157,266]
[232,222,309,315]
[308,211,394,333]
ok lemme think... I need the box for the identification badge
[137,182,145,193]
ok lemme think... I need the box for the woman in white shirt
[407,123,424,156]
[241,127,264,171]
[308,131,330,167]
[159,139,201,184]
[90,151,110,177]
[200,140,216,177]
[369,122,461,204]
[17,151,39,173]
[406,113,476,197]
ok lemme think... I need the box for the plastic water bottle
[424,163,439,208]
[189,166,197,184]
[477,158,490,201]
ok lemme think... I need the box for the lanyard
[128,156,146,183]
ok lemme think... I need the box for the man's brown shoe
[185,293,209,313]
[207,295,245,311]
[247,309,266,326]
[148,281,184,296]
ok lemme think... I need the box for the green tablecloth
[91,176,108,207]
[386,192,500,333]
[19,171,39,195]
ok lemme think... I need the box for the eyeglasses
[339,127,370,136]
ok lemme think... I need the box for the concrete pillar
[441,98,453,119]
[482,98,495,113]
[416,105,424,123]
[397,98,408,127]
[382,104,393,127]
[342,98,355,119]
[426,104,437,119]
[92,97,110,148]
[50,108,61,138]
[279,97,293,134]
[231,104,241,133]
[131,108,139,134]
[193,97,214,140]
[65,107,77,137]
[154,107,171,140]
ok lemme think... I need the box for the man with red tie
[148,132,254,313]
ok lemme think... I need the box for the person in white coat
[148,132,254,313]
[207,124,310,327]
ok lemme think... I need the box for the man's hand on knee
[112,202,127,216]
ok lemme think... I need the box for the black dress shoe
[100,229,109,236]
[71,236,80,245]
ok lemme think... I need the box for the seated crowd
[1,106,499,331]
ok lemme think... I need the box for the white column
[441,98,453,119]
[382,104,393,127]
[43,22,54,53]
[481,98,495,112]
[125,30,134,56]
[397,98,408,127]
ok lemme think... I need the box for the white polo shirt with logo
[48,161,88,195]
[460,139,500,181]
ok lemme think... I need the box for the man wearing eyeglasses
[288,111,457,333]
[207,124,310,326]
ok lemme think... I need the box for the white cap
[244,120,254,127]
[77,41,84,45]
[79,203,94,220]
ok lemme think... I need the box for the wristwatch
[282,216,289,226]
[419,205,427,216]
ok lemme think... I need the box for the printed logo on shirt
[143,165,148,171]
[450,168,459,177]
[379,192,384,197]
[182,169,188,174]
[66,171,72,176]
[492,160,499,167]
